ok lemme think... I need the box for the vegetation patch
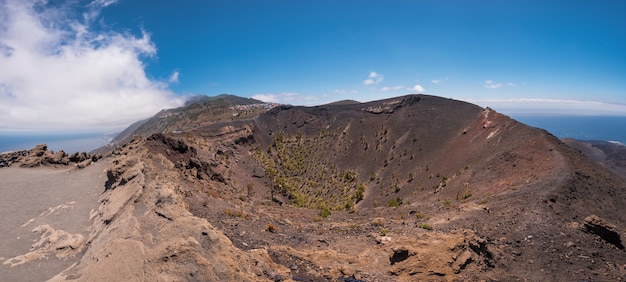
[459,190,473,200]
[319,207,331,218]
[223,208,246,218]
[388,197,403,207]
[254,131,364,210]
[418,223,433,231]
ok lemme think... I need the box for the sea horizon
[0,132,113,154]
[512,115,626,145]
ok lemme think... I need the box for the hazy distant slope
[563,138,626,178]
[112,94,269,145]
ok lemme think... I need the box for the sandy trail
[0,159,108,282]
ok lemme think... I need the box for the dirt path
[0,159,109,282]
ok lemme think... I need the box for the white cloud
[168,70,180,84]
[431,77,448,84]
[484,80,520,89]
[334,89,358,95]
[0,0,183,132]
[466,98,626,116]
[484,80,503,89]
[363,71,384,85]
[381,85,404,92]
[90,0,119,8]
[252,92,318,105]
[407,84,425,93]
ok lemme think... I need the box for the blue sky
[1,0,625,132]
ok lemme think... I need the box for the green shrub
[388,197,402,207]
[460,191,472,200]
[355,184,365,203]
[415,212,427,219]
[419,223,433,230]
[319,207,331,218]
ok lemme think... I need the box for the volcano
[2,94,624,281]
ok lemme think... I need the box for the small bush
[371,218,385,227]
[460,191,472,200]
[355,184,366,203]
[415,212,428,219]
[223,208,245,218]
[419,223,433,230]
[319,207,331,218]
[388,197,402,207]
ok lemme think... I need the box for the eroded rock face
[583,215,624,250]
[50,137,274,281]
[0,150,28,167]
[3,224,86,267]
[387,230,495,278]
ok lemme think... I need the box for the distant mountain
[108,94,270,147]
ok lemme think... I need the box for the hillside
[103,94,272,151]
[562,138,626,178]
[2,94,624,281]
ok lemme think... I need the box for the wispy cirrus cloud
[89,0,119,8]
[168,70,180,84]
[334,89,358,95]
[483,80,503,89]
[363,71,384,85]
[431,77,448,84]
[0,0,184,132]
[484,80,521,89]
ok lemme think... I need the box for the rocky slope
[2,94,624,281]
[105,94,270,151]
[562,138,626,178]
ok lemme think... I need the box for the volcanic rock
[583,214,624,250]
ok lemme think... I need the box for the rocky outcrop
[583,215,625,250]
[387,230,495,278]
[0,150,28,167]
[0,144,101,168]
[50,137,275,281]
[2,224,85,267]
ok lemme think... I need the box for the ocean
[512,115,626,144]
[0,132,112,153]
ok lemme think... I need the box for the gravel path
[0,159,108,282]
